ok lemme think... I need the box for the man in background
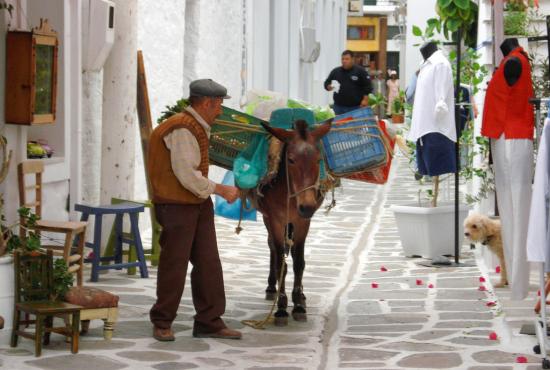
[324,50,373,115]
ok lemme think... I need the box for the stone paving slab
[0,154,543,369]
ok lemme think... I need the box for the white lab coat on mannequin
[408,50,456,143]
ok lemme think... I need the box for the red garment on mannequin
[481,47,534,140]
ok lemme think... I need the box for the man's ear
[311,119,332,141]
[261,122,294,143]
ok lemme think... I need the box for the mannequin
[481,38,534,300]
[408,42,456,186]
[420,41,438,61]
[501,38,522,86]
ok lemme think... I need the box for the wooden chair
[11,250,82,357]
[17,161,87,286]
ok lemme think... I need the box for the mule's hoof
[274,316,288,326]
[265,291,277,301]
[292,311,307,322]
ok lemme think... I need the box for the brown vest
[148,112,210,204]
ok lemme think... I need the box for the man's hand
[326,85,333,91]
[360,96,369,107]
[215,184,240,204]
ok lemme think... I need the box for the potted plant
[390,90,406,124]
[367,92,387,120]
[504,0,529,37]
[392,0,485,259]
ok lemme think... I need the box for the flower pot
[391,202,471,259]
[391,114,404,124]
[0,255,14,345]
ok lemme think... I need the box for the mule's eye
[472,224,477,229]
[288,157,295,164]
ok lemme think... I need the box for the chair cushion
[64,286,119,309]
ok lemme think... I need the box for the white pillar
[100,0,138,203]
[82,71,103,205]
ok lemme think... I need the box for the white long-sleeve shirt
[527,118,550,263]
[162,106,216,199]
[408,50,456,143]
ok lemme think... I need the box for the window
[387,25,401,40]
[347,25,375,40]
[364,0,377,5]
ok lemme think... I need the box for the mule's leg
[265,236,277,300]
[273,244,289,327]
[291,222,309,322]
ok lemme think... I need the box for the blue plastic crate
[322,107,388,176]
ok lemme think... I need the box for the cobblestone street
[0,155,543,369]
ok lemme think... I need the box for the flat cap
[189,79,230,99]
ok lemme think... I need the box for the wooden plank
[136,50,153,199]
[19,160,44,175]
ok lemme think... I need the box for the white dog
[463,213,507,288]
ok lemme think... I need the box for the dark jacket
[324,65,373,107]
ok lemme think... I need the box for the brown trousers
[150,198,226,333]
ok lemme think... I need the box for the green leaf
[454,0,470,10]
[449,50,457,60]
[438,0,453,8]
[447,18,461,32]
[412,25,422,37]
[459,8,471,21]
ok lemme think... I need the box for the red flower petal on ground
[516,356,528,363]
[496,266,501,273]
[416,279,423,286]
[489,332,498,340]
[486,301,496,307]
[380,266,388,272]
[479,276,486,283]
[428,284,434,289]
[479,285,487,291]
[371,282,378,288]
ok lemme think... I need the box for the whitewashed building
[0,0,347,341]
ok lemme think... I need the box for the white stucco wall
[404,0,441,88]
[183,0,244,110]
[135,0,185,202]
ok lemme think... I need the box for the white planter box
[0,255,14,345]
[391,202,471,259]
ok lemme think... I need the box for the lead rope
[242,149,292,330]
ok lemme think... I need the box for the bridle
[285,145,322,200]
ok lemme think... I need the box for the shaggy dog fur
[463,213,508,288]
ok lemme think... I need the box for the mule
[255,119,331,326]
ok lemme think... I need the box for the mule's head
[261,119,331,219]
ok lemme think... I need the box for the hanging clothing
[492,135,533,300]
[481,46,534,139]
[386,78,400,115]
[415,132,457,176]
[408,50,456,143]
[527,118,550,266]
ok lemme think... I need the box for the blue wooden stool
[74,202,149,282]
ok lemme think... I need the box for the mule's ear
[261,122,294,143]
[311,119,332,141]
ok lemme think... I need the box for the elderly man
[148,79,242,341]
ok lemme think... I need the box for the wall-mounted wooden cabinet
[5,19,58,125]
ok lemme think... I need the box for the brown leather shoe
[153,326,175,341]
[193,327,242,340]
